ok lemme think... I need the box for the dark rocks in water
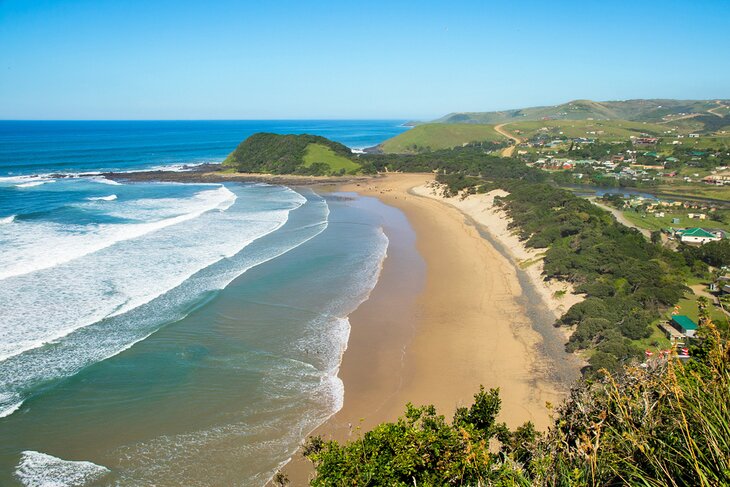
[362,145,384,154]
[97,165,372,187]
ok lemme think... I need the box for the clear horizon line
[0,117,420,122]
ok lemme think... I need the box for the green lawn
[634,284,729,352]
[380,123,506,153]
[639,323,672,350]
[505,119,674,140]
[621,209,730,233]
[652,183,730,203]
[672,293,728,326]
[303,143,360,174]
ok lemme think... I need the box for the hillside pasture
[380,123,506,153]
[503,119,676,141]
[303,143,360,174]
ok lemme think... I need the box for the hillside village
[518,130,730,188]
[381,101,730,362]
[599,192,728,237]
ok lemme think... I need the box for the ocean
[0,120,408,485]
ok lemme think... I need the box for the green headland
[224,132,370,176]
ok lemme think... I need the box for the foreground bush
[304,322,729,486]
[535,323,729,486]
[303,387,531,486]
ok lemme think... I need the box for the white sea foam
[0,186,243,359]
[88,176,122,186]
[85,194,117,201]
[0,392,23,418]
[16,180,52,188]
[15,451,110,487]
[144,162,208,172]
[0,175,48,185]
[0,173,123,188]
[295,226,388,415]
[0,185,236,281]
[106,217,388,486]
[0,215,15,224]
[0,185,323,417]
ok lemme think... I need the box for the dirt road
[494,123,522,157]
[589,198,651,239]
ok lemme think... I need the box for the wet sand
[284,173,580,484]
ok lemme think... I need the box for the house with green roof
[670,315,698,338]
[677,227,722,244]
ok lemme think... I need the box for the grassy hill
[380,123,507,154]
[302,143,360,173]
[435,99,730,133]
[224,133,368,175]
[503,119,674,140]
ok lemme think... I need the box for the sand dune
[284,173,582,484]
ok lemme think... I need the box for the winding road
[494,123,522,157]
[707,100,728,118]
[589,198,651,239]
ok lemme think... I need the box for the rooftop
[680,228,719,238]
[672,315,698,331]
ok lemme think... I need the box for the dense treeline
[224,133,358,175]
[365,146,689,373]
[679,239,730,268]
[492,182,688,372]
[225,137,695,371]
[285,142,728,486]
[361,145,546,186]
[301,323,729,487]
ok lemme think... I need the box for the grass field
[621,209,730,233]
[672,293,728,326]
[653,182,730,203]
[503,119,676,140]
[303,143,360,173]
[638,323,672,350]
[637,280,729,352]
[380,123,506,153]
[657,134,730,151]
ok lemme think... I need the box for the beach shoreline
[81,167,584,484]
[411,182,585,322]
[283,173,582,485]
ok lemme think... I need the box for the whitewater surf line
[0,185,236,281]
[0,187,328,420]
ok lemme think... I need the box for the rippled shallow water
[0,120,404,485]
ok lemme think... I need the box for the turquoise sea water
[0,121,408,485]
[0,120,407,176]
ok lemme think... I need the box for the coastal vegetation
[679,239,730,268]
[494,182,688,371]
[379,123,508,154]
[304,322,730,486]
[357,146,693,373]
[224,133,370,176]
[224,133,724,375]
[364,146,545,186]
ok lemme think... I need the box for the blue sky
[1,0,728,120]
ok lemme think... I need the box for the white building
[679,228,721,244]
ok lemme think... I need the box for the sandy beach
[413,182,585,321]
[284,173,582,484]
